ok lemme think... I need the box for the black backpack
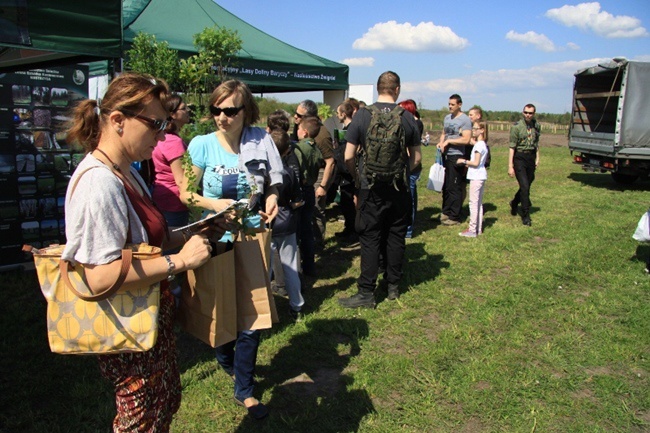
[362,105,407,188]
[484,144,491,169]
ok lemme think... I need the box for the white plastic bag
[426,149,445,192]
[632,210,650,242]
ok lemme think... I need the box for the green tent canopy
[123,0,349,93]
[0,0,122,72]
[0,0,348,92]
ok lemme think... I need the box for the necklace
[93,148,121,172]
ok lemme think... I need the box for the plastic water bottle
[422,132,430,147]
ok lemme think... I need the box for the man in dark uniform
[508,104,541,226]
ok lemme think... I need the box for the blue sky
[215,0,649,114]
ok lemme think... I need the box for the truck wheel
[611,172,638,184]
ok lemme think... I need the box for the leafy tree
[318,104,332,120]
[179,26,243,102]
[125,33,180,89]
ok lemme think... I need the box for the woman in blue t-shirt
[180,80,283,419]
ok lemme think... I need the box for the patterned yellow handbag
[25,243,161,355]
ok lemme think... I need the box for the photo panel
[37,175,55,195]
[0,154,16,174]
[16,153,35,173]
[32,86,51,105]
[13,108,33,129]
[32,107,52,128]
[39,197,57,217]
[19,198,38,219]
[17,175,37,195]
[40,219,59,238]
[21,220,39,241]
[50,87,69,107]
[11,84,31,105]
[0,199,20,220]
[15,131,35,152]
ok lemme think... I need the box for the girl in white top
[457,120,488,237]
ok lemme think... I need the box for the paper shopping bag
[178,243,237,347]
[233,229,278,331]
[249,228,279,324]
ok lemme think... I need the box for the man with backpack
[339,71,422,308]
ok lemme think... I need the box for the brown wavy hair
[208,80,259,128]
[67,73,169,152]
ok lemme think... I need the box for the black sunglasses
[209,105,244,117]
[523,111,535,115]
[293,112,304,118]
[121,109,170,132]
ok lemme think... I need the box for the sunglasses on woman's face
[121,109,170,133]
[209,105,244,117]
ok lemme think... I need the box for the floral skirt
[98,289,181,433]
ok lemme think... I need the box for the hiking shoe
[509,200,518,216]
[387,284,399,300]
[441,219,460,226]
[338,293,376,309]
[522,216,532,226]
[459,230,477,238]
[335,229,355,238]
[340,232,359,244]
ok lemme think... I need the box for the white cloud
[633,54,650,62]
[505,30,557,52]
[545,2,649,38]
[352,20,469,52]
[566,42,581,50]
[340,57,375,67]
[400,58,611,98]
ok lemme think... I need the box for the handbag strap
[435,148,443,164]
[61,163,134,301]
[60,248,133,301]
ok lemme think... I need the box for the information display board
[0,66,88,265]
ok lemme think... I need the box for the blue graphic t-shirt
[188,133,261,234]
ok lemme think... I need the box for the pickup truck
[568,59,650,184]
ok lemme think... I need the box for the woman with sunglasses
[63,73,216,431]
[180,79,283,420]
[151,94,191,228]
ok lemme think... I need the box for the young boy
[293,115,323,278]
[269,128,305,319]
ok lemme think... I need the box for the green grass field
[1,145,648,433]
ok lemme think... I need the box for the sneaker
[271,281,288,297]
[522,216,532,226]
[338,292,376,309]
[509,200,518,216]
[289,308,303,322]
[440,214,450,222]
[459,230,477,238]
[387,283,399,300]
[442,219,460,226]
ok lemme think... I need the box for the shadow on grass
[236,318,374,433]
[0,269,114,432]
[568,172,650,191]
